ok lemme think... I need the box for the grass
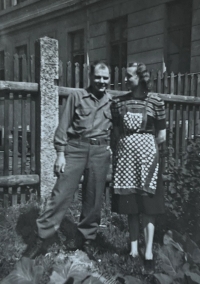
[1,195,200,284]
[0,196,165,284]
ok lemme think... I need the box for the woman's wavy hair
[128,62,152,91]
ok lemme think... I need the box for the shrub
[165,139,200,243]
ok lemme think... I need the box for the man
[27,61,112,259]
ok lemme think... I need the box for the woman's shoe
[143,258,155,274]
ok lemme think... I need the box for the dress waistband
[125,130,153,135]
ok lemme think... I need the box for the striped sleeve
[153,94,166,130]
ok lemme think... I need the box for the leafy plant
[165,139,200,241]
[48,250,105,284]
[154,230,200,284]
[0,202,40,280]
[1,257,44,284]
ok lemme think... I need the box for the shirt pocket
[75,107,92,128]
[100,110,112,131]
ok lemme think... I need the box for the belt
[70,137,109,145]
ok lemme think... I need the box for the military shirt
[54,87,113,152]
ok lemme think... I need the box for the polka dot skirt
[113,112,159,195]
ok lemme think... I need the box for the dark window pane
[0,70,4,80]
[0,0,4,10]
[0,51,4,80]
[72,54,84,88]
[113,25,121,42]
[71,30,84,54]
[16,45,27,57]
[0,51,4,69]
[71,30,84,88]
[15,45,27,82]
[109,17,127,84]
[166,0,192,73]
[121,42,127,67]
[110,44,120,66]
[121,19,127,40]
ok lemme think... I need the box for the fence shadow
[15,205,40,246]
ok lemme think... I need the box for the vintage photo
[0,0,200,283]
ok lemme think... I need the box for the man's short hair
[90,61,109,75]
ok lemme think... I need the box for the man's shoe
[23,237,45,259]
[82,240,96,261]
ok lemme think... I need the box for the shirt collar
[85,86,113,103]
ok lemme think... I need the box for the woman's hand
[156,129,166,144]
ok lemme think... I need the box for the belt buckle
[90,138,98,145]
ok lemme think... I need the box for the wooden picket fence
[1,51,200,206]
[61,61,200,97]
[0,81,39,207]
[0,52,37,207]
[1,53,200,96]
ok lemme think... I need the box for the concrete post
[35,37,59,198]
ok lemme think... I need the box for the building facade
[0,0,200,85]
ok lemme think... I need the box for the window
[109,17,127,84]
[166,0,192,73]
[70,30,84,87]
[0,51,5,80]
[15,44,27,82]
[0,0,6,10]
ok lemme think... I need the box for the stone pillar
[35,37,59,198]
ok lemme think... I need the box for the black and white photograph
[0,0,200,283]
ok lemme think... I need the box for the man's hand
[54,152,66,175]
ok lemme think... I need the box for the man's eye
[94,76,109,80]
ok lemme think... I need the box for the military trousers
[37,139,110,240]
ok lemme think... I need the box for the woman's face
[125,67,140,91]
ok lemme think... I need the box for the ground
[0,196,200,284]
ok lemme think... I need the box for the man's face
[125,67,140,91]
[91,65,110,94]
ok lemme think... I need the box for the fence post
[35,37,59,199]
[83,63,89,88]
[13,54,19,81]
[114,66,119,90]
[66,61,72,87]
[157,70,162,93]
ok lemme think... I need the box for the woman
[111,62,166,270]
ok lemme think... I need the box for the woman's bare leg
[143,214,155,260]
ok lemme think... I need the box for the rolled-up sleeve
[54,93,75,152]
[154,97,166,131]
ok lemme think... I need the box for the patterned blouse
[111,92,166,135]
